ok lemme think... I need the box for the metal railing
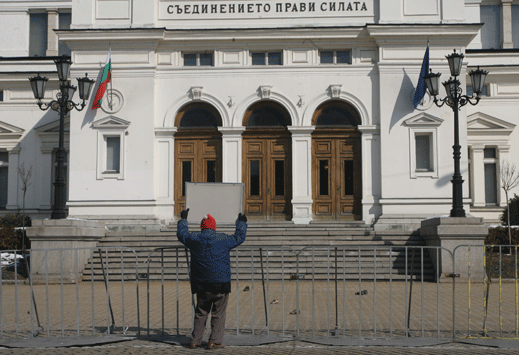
[3,244,519,343]
[0,247,140,340]
[453,245,519,340]
[144,245,457,340]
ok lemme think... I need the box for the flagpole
[109,45,113,110]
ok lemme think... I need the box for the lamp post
[425,50,488,217]
[29,56,95,219]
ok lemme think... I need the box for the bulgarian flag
[91,49,112,110]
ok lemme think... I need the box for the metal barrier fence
[453,245,519,340]
[3,244,519,344]
[145,245,459,340]
[0,247,140,340]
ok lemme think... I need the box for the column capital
[287,126,315,135]
[218,126,246,136]
[357,125,380,134]
[154,127,177,137]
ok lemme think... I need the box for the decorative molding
[228,95,235,108]
[0,121,24,140]
[403,112,444,127]
[100,88,124,114]
[259,85,272,99]
[92,116,131,129]
[329,84,342,98]
[297,95,305,107]
[190,86,204,100]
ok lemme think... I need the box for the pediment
[467,112,515,132]
[35,118,70,134]
[403,113,443,127]
[0,121,24,138]
[92,116,131,129]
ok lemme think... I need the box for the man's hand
[238,213,247,223]
[181,208,189,220]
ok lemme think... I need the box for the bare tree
[501,160,519,248]
[18,163,32,250]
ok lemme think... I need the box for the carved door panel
[174,135,221,216]
[313,133,361,220]
[243,134,291,219]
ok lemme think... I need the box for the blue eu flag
[413,44,429,109]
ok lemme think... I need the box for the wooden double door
[312,130,361,220]
[174,131,222,215]
[243,131,292,220]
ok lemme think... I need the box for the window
[415,134,432,172]
[404,113,443,179]
[0,90,3,102]
[183,53,213,66]
[484,148,498,205]
[0,151,7,208]
[319,50,351,64]
[92,116,130,180]
[29,13,48,56]
[58,12,71,56]
[480,5,502,49]
[251,51,282,65]
[106,136,120,172]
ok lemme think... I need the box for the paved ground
[1,279,519,353]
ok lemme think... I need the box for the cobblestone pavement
[1,280,519,353]
[2,339,519,355]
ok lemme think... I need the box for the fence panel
[453,244,519,340]
[0,247,140,340]
[293,246,455,339]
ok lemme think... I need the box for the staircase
[82,221,436,282]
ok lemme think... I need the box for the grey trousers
[191,291,229,345]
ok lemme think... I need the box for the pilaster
[218,127,246,183]
[501,0,514,49]
[46,9,59,56]
[288,126,315,224]
[5,147,20,210]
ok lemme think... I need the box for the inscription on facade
[159,0,373,19]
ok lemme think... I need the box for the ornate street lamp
[425,50,488,218]
[29,56,95,219]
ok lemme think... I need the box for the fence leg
[406,248,415,337]
[24,250,43,337]
[97,249,115,333]
[260,248,269,335]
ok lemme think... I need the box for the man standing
[177,208,247,349]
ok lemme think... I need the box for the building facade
[0,0,518,229]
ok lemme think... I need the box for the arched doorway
[242,101,292,220]
[312,101,362,220]
[174,103,222,215]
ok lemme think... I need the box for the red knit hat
[200,214,216,230]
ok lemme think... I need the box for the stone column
[218,127,246,183]
[27,219,106,283]
[288,126,315,224]
[420,217,488,282]
[46,9,59,56]
[501,0,514,49]
[471,145,485,207]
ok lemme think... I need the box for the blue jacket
[177,219,247,283]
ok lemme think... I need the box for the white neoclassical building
[0,0,518,230]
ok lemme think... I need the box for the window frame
[250,51,283,66]
[92,116,130,180]
[319,49,352,65]
[182,52,214,67]
[404,113,443,179]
